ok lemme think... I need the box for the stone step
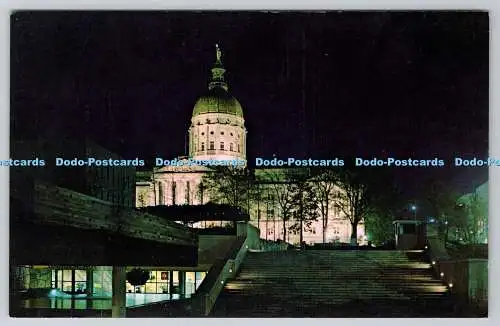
[222,289,449,297]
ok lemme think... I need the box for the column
[86,267,94,296]
[179,180,187,205]
[169,271,174,299]
[179,271,186,298]
[164,181,170,205]
[112,266,127,318]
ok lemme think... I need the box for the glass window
[195,272,206,290]
[63,270,72,281]
[220,142,224,150]
[145,282,157,293]
[186,272,196,296]
[126,281,134,293]
[75,270,86,282]
[230,143,234,151]
[201,142,205,151]
[93,269,112,297]
[403,224,417,234]
[62,281,72,292]
[75,281,86,293]
[209,141,214,150]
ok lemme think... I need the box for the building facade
[135,45,365,245]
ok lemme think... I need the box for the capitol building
[136,45,365,245]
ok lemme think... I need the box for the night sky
[10,11,489,202]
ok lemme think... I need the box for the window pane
[157,283,169,294]
[186,272,195,295]
[62,281,72,292]
[63,270,72,282]
[126,281,134,293]
[145,282,156,293]
[75,281,86,292]
[75,270,86,282]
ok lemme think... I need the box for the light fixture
[432,261,436,265]
[229,269,233,273]
[440,272,444,277]
[220,281,224,284]
[448,283,453,288]
[425,245,428,249]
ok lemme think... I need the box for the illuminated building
[136,45,365,245]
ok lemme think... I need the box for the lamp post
[411,204,417,219]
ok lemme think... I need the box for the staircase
[211,250,462,317]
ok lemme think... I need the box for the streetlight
[411,204,417,219]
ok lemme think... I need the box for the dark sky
[10,11,489,201]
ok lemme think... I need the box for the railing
[191,235,248,316]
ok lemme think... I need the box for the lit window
[230,143,234,151]
[220,142,225,150]
[201,142,205,151]
[209,141,214,150]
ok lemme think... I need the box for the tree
[364,179,402,245]
[289,170,319,244]
[334,169,369,245]
[454,191,488,244]
[126,268,151,287]
[364,209,395,245]
[260,168,296,242]
[334,167,390,245]
[310,169,338,243]
[201,166,252,211]
[425,180,461,240]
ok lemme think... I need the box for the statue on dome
[216,43,222,62]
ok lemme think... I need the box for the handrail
[191,236,248,316]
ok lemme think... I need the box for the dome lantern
[209,44,228,91]
[192,44,244,118]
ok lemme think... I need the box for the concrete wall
[437,259,488,304]
[428,234,488,305]
[198,235,237,265]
